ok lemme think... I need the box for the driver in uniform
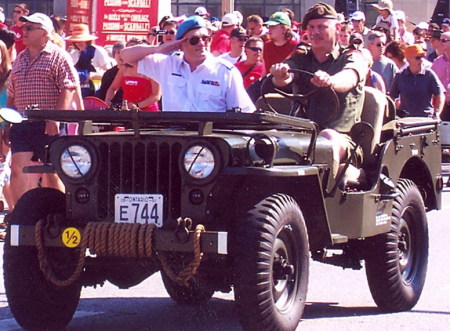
[270,2,368,183]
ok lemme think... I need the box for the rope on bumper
[158,224,205,287]
[35,221,156,287]
[35,221,205,288]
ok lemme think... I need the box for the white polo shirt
[137,52,255,112]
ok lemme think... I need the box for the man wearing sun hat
[120,15,254,113]
[7,13,79,208]
[390,44,445,118]
[271,2,368,185]
[372,0,399,41]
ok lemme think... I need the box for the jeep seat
[359,87,387,163]
[255,93,293,115]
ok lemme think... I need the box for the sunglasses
[440,39,450,43]
[236,36,248,42]
[415,56,425,60]
[247,46,262,52]
[22,25,44,32]
[375,43,386,47]
[166,31,176,35]
[187,35,211,45]
[352,40,363,45]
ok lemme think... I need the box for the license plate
[114,194,163,227]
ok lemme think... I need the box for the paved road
[0,189,449,330]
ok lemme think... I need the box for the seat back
[360,87,387,158]
[255,93,292,115]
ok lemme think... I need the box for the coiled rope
[35,220,205,288]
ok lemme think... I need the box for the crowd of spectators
[0,0,448,228]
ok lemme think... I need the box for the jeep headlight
[183,145,215,179]
[60,145,92,178]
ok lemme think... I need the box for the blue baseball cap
[175,15,207,40]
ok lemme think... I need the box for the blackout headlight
[60,145,92,178]
[183,145,215,179]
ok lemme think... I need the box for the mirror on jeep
[0,108,24,124]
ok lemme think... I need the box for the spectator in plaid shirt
[6,13,79,210]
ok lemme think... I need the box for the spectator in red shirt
[210,13,238,56]
[235,37,264,89]
[10,3,29,55]
[262,12,298,74]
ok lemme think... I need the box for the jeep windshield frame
[24,110,318,133]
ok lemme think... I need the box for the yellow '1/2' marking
[61,228,81,248]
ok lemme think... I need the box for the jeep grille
[96,140,182,221]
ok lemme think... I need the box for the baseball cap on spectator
[416,22,429,30]
[404,44,425,58]
[351,11,366,21]
[0,28,15,49]
[371,0,394,13]
[265,12,291,27]
[430,29,442,40]
[443,18,450,26]
[394,10,406,22]
[14,3,29,13]
[233,11,244,25]
[428,22,440,31]
[302,3,337,30]
[222,13,239,27]
[20,13,54,35]
[350,33,363,43]
[373,21,390,31]
[194,7,208,17]
[230,27,247,39]
[65,23,97,41]
[175,15,206,40]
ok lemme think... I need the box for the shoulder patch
[295,43,310,54]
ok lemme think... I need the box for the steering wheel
[261,69,340,128]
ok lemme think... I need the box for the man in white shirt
[121,16,255,112]
[219,27,247,64]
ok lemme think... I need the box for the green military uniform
[285,44,368,133]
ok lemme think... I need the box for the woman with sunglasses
[235,37,263,89]
[120,15,254,113]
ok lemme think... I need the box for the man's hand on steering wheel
[311,70,335,89]
[270,63,292,86]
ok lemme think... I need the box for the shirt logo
[201,79,220,86]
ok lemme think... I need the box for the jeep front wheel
[4,188,81,331]
[365,179,428,311]
[233,194,309,330]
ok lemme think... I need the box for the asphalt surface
[0,188,448,330]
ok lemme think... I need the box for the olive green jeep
[2,87,444,330]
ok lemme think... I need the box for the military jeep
[3,88,444,331]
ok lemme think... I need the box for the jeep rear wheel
[233,194,309,330]
[365,179,428,311]
[4,188,81,331]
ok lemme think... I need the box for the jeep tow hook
[174,217,193,243]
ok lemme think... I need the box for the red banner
[94,0,159,46]
[66,0,159,47]
[66,0,93,33]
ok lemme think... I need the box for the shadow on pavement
[67,296,242,331]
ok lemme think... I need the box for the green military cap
[302,2,338,30]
